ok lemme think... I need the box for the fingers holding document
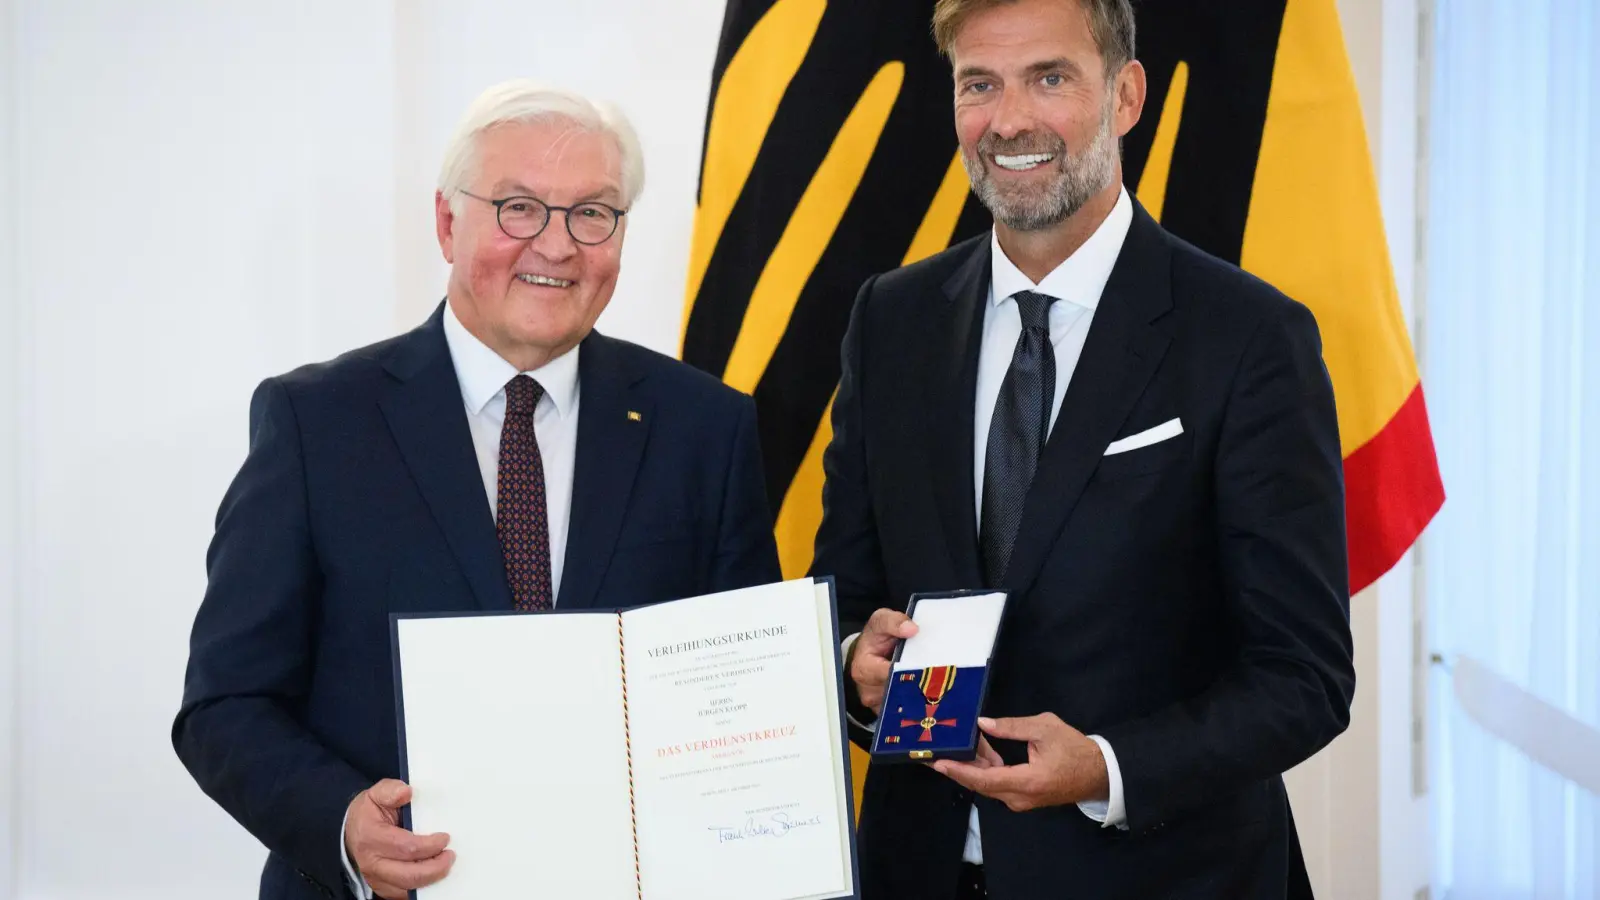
[345,778,455,899]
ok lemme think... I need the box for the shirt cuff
[1076,734,1128,830]
[841,632,879,733]
[341,805,374,899]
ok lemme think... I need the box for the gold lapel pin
[627,410,643,422]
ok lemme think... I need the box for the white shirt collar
[442,300,581,418]
[989,185,1134,311]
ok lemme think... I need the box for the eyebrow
[955,57,1086,82]
[489,180,623,205]
[1026,57,1084,79]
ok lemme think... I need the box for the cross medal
[899,665,959,742]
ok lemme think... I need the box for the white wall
[3,0,22,893]
[2,1,725,897]
[11,2,401,896]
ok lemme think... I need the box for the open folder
[391,577,858,900]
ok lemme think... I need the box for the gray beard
[966,100,1118,232]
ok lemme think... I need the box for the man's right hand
[344,779,454,900]
[848,608,919,714]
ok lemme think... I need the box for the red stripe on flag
[1343,383,1445,594]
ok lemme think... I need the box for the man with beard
[810,1,1355,897]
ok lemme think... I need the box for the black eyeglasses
[457,190,627,245]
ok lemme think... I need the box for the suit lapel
[926,238,990,589]
[1003,204,1175,597]
[557,333,650,610]
[379,306,513,611]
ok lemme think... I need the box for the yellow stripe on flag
[1134,60,1188,222]
[1241,0,1419,454]
[775,393,836,581]
[902,150,972,266]
[682,0,827,343]
[722,63,905,394]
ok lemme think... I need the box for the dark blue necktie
[980,290,1058,584]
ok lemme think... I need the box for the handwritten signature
[708,812,824,843]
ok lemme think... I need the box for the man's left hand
[932,713,1110,812]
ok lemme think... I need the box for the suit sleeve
[172,378,370,895]
[709,393,783,591]
[1099,300,1356,830]
[809,276,891,741]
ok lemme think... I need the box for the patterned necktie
[498,374,553,611]
[980,290,1058,584]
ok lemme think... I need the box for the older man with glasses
[173,80,781,900]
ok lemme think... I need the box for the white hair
[436,79,646,212]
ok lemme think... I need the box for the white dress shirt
[958,186,1135,863]
[441,301,581,600]
[342,301,582,898]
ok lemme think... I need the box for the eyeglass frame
[456,189,629,245]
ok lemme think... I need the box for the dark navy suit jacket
[174,306,781,898]
[813,203,1355,899]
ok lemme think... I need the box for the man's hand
[848,608,919,714]
[932,714,1109,812]
[344,779,454,900]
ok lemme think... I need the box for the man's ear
[1113,59,1147,139]
[435,190,456,264]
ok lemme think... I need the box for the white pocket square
[1104,418,1183,456]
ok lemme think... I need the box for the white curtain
[1425,0,1600,897]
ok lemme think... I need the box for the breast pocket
[1093,429,1192,481]
[605,524,704,605]
[614,510,704,549]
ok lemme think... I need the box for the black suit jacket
[173,305,781,899]
[812,203,1355,899]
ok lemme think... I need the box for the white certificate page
[623,579,853,900]
[395,612,639,899]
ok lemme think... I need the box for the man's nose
[529,213,579,261]
[988,86,1035,139]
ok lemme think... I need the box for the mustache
[975,132,1067,157]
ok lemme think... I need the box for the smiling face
[435,118,627,370]
[949,0,1143,233]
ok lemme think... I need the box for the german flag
[1123,0,1444,592]
[683,0,1444,798]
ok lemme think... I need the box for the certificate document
[392,577,858,900]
